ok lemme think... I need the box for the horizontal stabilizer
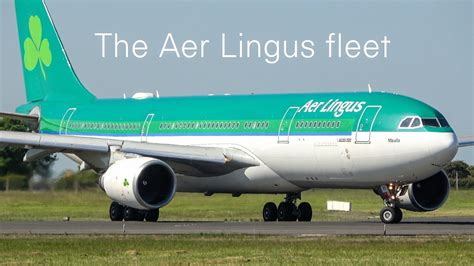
[458,136,474,147]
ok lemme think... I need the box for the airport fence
[1,172,474,191]
[0,170,98,191]
[449,177,474,189]
[0,174,29,190]
[53,170,98,191]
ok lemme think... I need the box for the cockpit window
[399,116,423,129]
[400,116,449,129]
[399,117,413,128]
[421,118,440,127]
[411,117,421,127]
[437,117,450,128]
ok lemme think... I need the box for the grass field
[0,235,473,264]
[1,188,473,221]
[1,190,474,265]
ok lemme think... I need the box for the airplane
[1,0,472,224]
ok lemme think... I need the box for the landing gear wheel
[145,209,160,222]
[262,202,277,222]
[124,207,139,221]
[393,207,403,223]
[135,211,145,222]
[380,206,402,224]
[109,202,124,221]
[297,202,312,222]
[277,202,298,221]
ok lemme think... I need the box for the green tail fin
[15,0,96,103]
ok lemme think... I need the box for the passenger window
[399,117,412,128]
[411,118,421,128]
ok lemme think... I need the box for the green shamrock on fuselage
[23,15,52,80]
[123,178,129,187]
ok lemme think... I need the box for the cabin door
[355,106,381,144]
[59,108,76,135]
[141,113,154,142]
[278,107,299,143]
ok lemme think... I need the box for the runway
[1,217,474,235]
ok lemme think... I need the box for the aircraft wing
[458,136,474,147]
[0,130,260,177]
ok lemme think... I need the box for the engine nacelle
[396,171,449,212]
[100,157,176,210]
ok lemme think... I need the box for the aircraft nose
[430,132,458,166]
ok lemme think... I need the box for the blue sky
[1,0,472,174]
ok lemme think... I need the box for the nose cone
[430,132,458,166]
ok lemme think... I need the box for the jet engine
[396,171,449,212]
[99,157,176,210]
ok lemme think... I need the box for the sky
[0,0,473,175]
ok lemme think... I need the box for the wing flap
[0,131,109,152]
[121,141,226,164]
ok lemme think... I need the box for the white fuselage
[95,130,458,193]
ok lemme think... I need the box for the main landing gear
[109,201,159,222]
[376,184,404,224]
[262,193,312,222]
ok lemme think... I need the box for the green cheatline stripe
[40,118,355,135]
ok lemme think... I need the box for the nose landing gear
[262,193,313,222]
[380,206,403,224]
[376,184,404,224]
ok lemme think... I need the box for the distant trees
[444,160,474,189]
[0,118,56,190]
[444,160,471,179]
[0,118,35,176]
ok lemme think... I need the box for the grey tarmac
[1,217,474,235]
